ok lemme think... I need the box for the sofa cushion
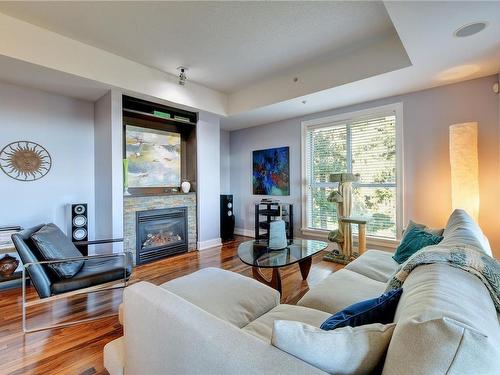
[344,250,399,282]
[320,288,402,330]
[383,317,499,375]
[242,304,330,342]
[104,337,124,375]
[383,263,500,374]
[441,209,491,255]
[273,321,395,375]
[161,267,280,328]
[298,269,386,314]
[392,227,443,264]
[123,282,326,375]
[30,223,84,279]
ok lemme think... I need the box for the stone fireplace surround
[124,193,197,265]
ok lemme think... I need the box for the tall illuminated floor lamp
[449,122,479,222]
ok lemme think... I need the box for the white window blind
[304,111,398,239]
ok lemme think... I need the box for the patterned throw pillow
[393,226,443,264]
[402,220,444,239]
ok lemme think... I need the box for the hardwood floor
[0,236,341,375]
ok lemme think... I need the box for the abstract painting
[125,125,181,188]
[253,146,290,196]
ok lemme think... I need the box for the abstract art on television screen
[125,125,181,188]
[253,146,290,196]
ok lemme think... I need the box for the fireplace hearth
[136,207,188,265]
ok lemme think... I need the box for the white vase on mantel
[181,181,191,194]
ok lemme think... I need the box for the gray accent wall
[197,111,221,247]
[220,129,231,194]
[0,81,95,237]
[94,90,123,239]
[230,118,302,238]
[229,75,500,256]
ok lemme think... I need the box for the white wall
[0,81,95,237]
[220,129,231,194]
[229,75,500,256]
[197,112,221,249]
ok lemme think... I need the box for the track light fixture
[177,66,188,85]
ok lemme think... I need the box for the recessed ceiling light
[454,22,488,38]
[301,100,307,104]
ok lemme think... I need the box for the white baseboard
[197,238,222,251]
[234,228,255,238]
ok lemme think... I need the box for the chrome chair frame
[22,252,129,333]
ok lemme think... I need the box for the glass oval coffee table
[237,238,328,294]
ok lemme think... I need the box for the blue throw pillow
[320,288,403,331]
[393,226,443,264]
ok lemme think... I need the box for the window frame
[301,103,404,246]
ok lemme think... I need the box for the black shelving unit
[254,202,293,240]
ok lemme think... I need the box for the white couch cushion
[344,250,399,282]
[272,321,395,375]
[383,263,500,374]
[297,269,386,314]
[160,267,280,328]
[383,317,499,375]
[104,337,124,375]
[242,304,330,342]
[123,282,326,375]
[441,209,492,255]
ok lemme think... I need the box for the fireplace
[136,207,188,265]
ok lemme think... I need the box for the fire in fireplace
[142,231,182,249]
[136,207,188,265]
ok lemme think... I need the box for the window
[302,104,402,240]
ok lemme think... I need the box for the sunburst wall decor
[0,141,52,181]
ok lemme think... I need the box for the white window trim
[300,103,405,243]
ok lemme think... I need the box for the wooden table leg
[298,257,312,280]
[252,267,282,294]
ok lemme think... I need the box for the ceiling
[0,1,395,94]
[0,55,110,101]
[222,1,500,129]
[0,1,498,131]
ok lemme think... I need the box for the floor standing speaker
[220,195,235,241]
[69,203,88,254]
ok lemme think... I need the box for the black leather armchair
[12,225,133,332]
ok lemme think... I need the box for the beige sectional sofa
[104,210,500,374]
